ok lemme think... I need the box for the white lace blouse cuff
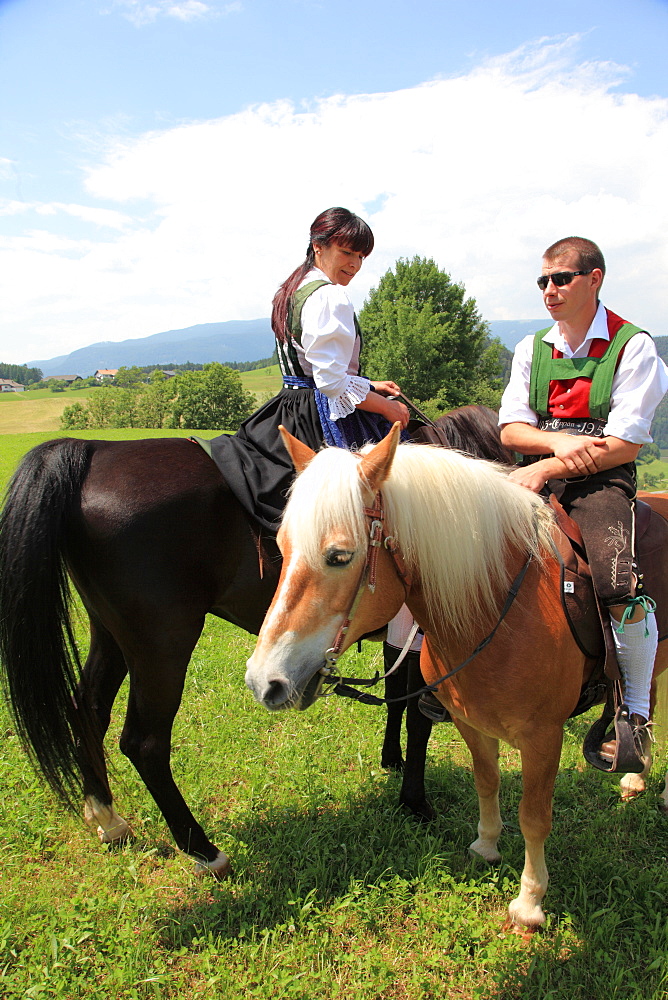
[328,375,370,420]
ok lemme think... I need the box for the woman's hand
[370,380,402,397]
[357,392,410,428]
[382,397,410,429]
[370,380,410,425]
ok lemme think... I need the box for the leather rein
[319,489,533,708]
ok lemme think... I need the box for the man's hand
[508,461,555,493]
[548,432,608,475]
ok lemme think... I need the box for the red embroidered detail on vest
[547,309,629,419]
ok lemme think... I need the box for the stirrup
[583,704,649,774]
[418,692,451,723]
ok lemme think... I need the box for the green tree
[637,442,661,465]
[359,256,503,409]
[114,365,147,387]
[137,379,174,428]
[85,387,118,428]
[170,363,256,430]
[60,401,91,429]
[0,363,43,385]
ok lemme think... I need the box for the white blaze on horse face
[246,530,364,709]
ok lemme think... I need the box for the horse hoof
[381,757,405,773]
[469,841,501,865]
[195,850,231,879]
[84,799,132,844]
[97,822,132,845]
[501,917,539,942]
[400,797,436,822]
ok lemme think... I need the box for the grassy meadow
[240,364,282,398]
[0,388,95,436]
[2,427,668,998]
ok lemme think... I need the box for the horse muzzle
[244,655,326,711]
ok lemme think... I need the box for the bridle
[320,490,411,676]
[318,489,534,708]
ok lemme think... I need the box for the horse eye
[325,548,355,567]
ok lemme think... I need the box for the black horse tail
[0,437,97,809]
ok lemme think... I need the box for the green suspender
[287,280,331,346]
[528,322,645,421]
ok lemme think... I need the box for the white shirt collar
[541,301,608,358]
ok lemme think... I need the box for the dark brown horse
[0,436,281,873]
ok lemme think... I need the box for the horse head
[244,424,407,710]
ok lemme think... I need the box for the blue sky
[2,0,668,363]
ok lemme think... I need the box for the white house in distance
[0,379,25,392]
[94,369,118,382]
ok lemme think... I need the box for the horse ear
[359,422,401,498]
[279,425,316,474]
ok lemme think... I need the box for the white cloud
[109,0,241,26]
[2,36,668,362]
[0,200,133,231]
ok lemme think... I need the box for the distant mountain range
[28,319,276,377]
[487,319,549,352]
[28,317,549,378]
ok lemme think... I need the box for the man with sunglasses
[499,236,668,770]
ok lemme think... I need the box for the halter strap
[322,491,411,673]
[323,552,534,706]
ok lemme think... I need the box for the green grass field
[0,389,94,435]
[240,364,282,398]
[638,457,668,491]
[2,428,668,998]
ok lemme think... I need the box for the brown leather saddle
[549,494,668,771]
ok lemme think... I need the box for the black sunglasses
[537,269,593,290]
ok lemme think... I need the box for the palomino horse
[0,412,480,871]
[245,425,668,931]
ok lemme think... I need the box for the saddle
[549,493,668,771]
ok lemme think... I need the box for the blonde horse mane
[282,442,555,637]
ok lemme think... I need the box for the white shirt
[296,268,371,420]
[386,603,423,652]
[498,302,668,444]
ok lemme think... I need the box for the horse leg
[455,722,503,863]
[79,619,131,843]
[506,727,563,932]
[381,643,408,770]
[399,652,435,821]
[118,626,229,875]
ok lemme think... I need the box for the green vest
[287,279,363,345]
[287,279,332,346]
[528,321,644,421]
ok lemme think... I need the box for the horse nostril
[264,678,289,707]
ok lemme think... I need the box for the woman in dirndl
[212,206,410,533]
